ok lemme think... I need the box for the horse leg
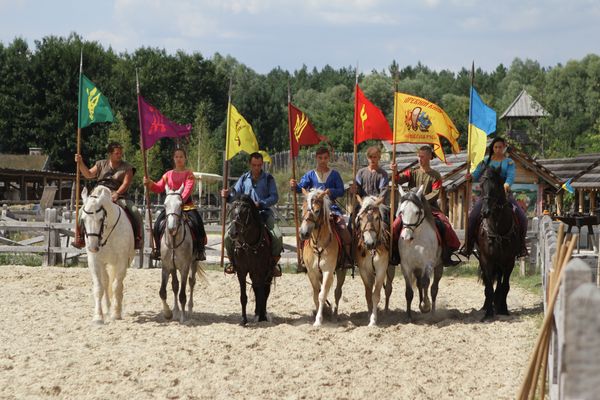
[370,264,386,327]
[111,266,126,320]
[418,268,432,314]
[481,266,495,320]
[384,263,395,312]
[159,267,172,320]
[358,261,374,317]
[401,266,414,322]
[253,283,268,322]
[430,264,443,313]
[315,269,334,327]
[178,267,189,323]
[89,261,105,324]
[100,266,110,318]
[263,277,273,322]
[187,262,197,318]
[499,264,514,315]
[171,270,180,319]
[333,268,346,320]
[237,272,248,326]
[307,269,321,317]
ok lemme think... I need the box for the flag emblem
[405,107,432,132]
[293,112,308,142]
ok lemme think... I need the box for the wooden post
[43,208,58,267]
[220,77,234,270]
[390,81,398,252]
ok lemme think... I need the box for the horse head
[81,186,112,253]
[300,188,331,241]
[356,195,384,250]
[480,167,506,218]
[229,194,260,242]
[164,183,184,236]
[397,185,426,242]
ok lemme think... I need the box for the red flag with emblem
[354,84,393,144]
[288,103,326,157]
[139,96,192,150]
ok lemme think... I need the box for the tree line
[1,32,599,189]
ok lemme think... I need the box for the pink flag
[139,96,192,150]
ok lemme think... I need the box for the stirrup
[272,264,282,277]
[196,248,206,261]
[444,253,462,267]
[224,263,236,274]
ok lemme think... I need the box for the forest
[1,33,599,186]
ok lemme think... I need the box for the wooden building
[0,149,75,205]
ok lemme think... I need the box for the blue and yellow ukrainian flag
[562,178,575,194]
[468,87,496,172]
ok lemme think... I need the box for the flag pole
[464,61,475,246]
[288,82,302,271]
[351,62,359,268]
[136,69,155,258]
[390,77,399,252]
[74,50,83,245]
[220,77,233,271]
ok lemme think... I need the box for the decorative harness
[356,205,389,271]
[81,195,122,248]
[163,191,188,251]
[399,194,426,235]
[303,197,333,271]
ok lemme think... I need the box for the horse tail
[195,263,208,285]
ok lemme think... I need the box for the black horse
[228,195,273,325]
[476,167,521,319]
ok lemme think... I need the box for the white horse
[300,188,346,327]
[397,185,443,321]
[355,195,395,327]
[80,186,135,324]
[159,184,199,323]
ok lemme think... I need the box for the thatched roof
[538,153,600,190]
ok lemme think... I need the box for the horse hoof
[239,319,247,326]
[92,318,104,326]
[481,314,495,322]
[419,304,431,314]
[164,310,173,320]
[368,321,377,327]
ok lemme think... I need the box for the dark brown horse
[476,167,521,319]
[228,195,273,325]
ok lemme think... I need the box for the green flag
[78,74,114,128]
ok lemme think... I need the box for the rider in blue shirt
[290,146,353,269]
[462,137,528,258]
[221,152,283,276]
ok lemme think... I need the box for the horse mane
[481,166,507,203]
[237,194,261,221]
[357,196,379,217]
[306,189,332,234]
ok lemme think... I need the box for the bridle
[302,197,332,267]
[399,195,426,234]
[357,206,385,251]
[230,200,265,253]
[82,195,121,247]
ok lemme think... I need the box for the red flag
[288,103,326,157]
[354,84,393,144]
[139,96,192,150]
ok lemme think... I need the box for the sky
[1,0,599,74]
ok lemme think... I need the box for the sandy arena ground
[0,265,542,399]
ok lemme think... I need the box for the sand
[0,265,541,399]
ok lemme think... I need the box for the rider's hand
[465,172,472,181]
[221,188,229,198]
[504,183,511,193]
[324,189,331,197]
[391,163,397,174]
[254,201,260,208]
[75,154,82,164]
[111,192,119,202]
[289,179,297,190]
[143,176,152,187]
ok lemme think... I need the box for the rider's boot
[272,256,282,277]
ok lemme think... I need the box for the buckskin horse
[355,195,394,327]
[300,188,347,327]
[476,167,520,319]
[228,195,273,325]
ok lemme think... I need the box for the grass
[0,254,43,267]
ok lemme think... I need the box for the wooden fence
[268,150,367,174]
[537,215,600,399]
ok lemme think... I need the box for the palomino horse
[300,188,346,327]
[355,195,395,326]
[397,185,443,321]
[80,186,135,324]
[159,184,199,323]
[228,195,273,325]
[476,167,520,319]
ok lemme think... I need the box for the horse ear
[81,187,88,202]
[356,195,363,205]
[302,187,309,197]
[317,191,327,200]
[398,184,406,197]
[177,183,184,194]
[416,184,424,198]
[375,196,384,206]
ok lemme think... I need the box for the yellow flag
[226,103,259,160]
[394,93,461,163]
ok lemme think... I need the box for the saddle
[302,219,344,268]
[157,212,204,254]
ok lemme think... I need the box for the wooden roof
[500,89,549,119]
[538,153,600,190]
[0,154,49,171]
[382,144,562,192]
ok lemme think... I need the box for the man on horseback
[351,146,390,225]
[390,145,460,267]
[144,148,207,261]
[74,141,143,249]
[460,137,528,258]
[290,146,353,270]
[221,152,283,277]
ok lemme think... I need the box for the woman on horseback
[144,148,206,261]
[461,137,528,257]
